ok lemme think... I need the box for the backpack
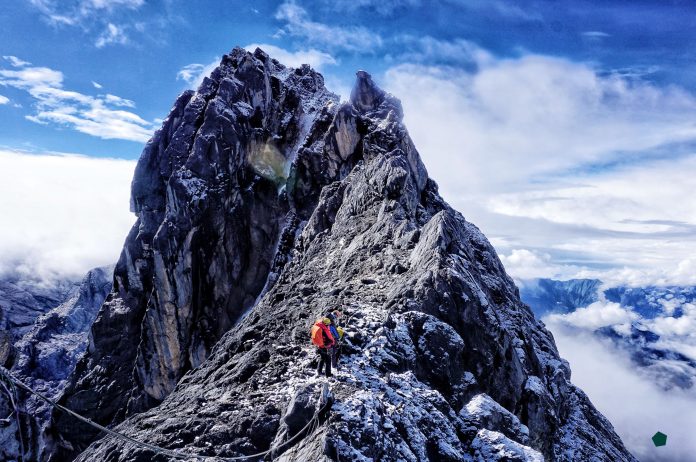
[311,323,325,348]
[329,325,340,343]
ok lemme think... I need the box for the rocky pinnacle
[52,48,636,462]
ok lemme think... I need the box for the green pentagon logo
[652,431,667,447]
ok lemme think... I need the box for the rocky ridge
[50,48,635,461]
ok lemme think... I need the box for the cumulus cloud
[561,257,696,289]
[0,94,9,105]
[244,43,336,71]
[547,301,638,330]
[386,58,696,195]
[0,150,136,282]
[487,154,696,284]
[275,2,383,52]
[383,51,696,286]
[499,249,577,280]
[550,326,696,462]
[0,57,156,142]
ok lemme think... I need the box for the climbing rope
[0,367,331,461]
[0,371,26,461]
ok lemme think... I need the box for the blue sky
[3,0,696,158]
[2,0,696,286]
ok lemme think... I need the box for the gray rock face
[0,276,78,462]
[1,267,112,461]
[53,48,344,457]
[0,277,79,348]
[56,48,634,462]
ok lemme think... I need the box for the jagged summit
[350,70,387,112]
[39,47,636,461]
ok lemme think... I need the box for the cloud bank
[550,324,696,462]
[382,50,696,286]
[0,150,136,283]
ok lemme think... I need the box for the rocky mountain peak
[350,70,386,112]
[40,48,637,461]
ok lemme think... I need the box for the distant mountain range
[520,278,696,392]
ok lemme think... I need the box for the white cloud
[275,2,383,52]
[103,93,135,107]
[28,0,146,47]
[582,31,611,38]
[550,326,696,462]
[485,154,696,284]
[323,74,352,102]
[499,249,577,280]
[95,23,128,48]
[570,258,696,288]
[650,303,696,338]
[390,36,493,67]
[245,43,337,71]
[0,65,64,89]
[92,81,103,89]
[176,59,220,89]
[0,58,155,142]
[383,53,696,286]
[463,0,542,21]
[2,55,31,67]
[386,57,696,195]
[82,0,144,11]
[547,301,638,330]
[318,0,420,15]
[488,156,696,234]
[0,150,136,282]
[0,95,9,105]
[29,0,143,26]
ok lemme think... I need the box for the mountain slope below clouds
[0,267,112,461]
[0,277,79,348]
[521,278,696,393]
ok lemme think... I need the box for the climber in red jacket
[310,317,335,377]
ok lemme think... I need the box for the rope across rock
[0,366,331,461]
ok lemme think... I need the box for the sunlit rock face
[53,48,635,462]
